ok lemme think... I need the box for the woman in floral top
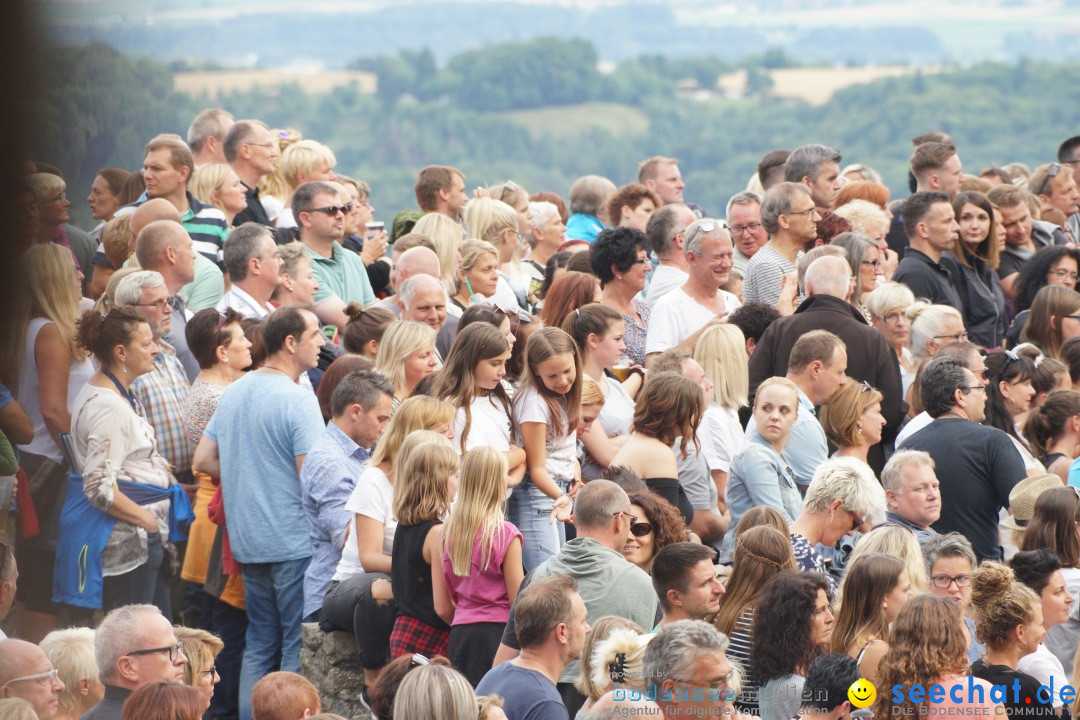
[592,226,653,367]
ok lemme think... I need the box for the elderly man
[398,274,448,334]
[216,223,283,319]
[1031,161,1080,242]
[727,191,767,275]
[81,604,187,720]
[478,574,589,720]
[744,182,817,310]
[0,639,65,720]
[494,480,658,717]
[784,144,843,211]
[134,219,199,380]
[224,119,279,227]
[645,203,698,308]
[645,621,734,720]
[881,449,942,547]
[645,218,741,358]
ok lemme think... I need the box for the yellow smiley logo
[848,678,877,708]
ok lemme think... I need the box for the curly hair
[590,226,649,286]
[627,490,688,556]
[1014,245,1080,314]
[714,526,796,635]
[970,561,1039,650]
[873,595,968,717]
[750,571,832,683]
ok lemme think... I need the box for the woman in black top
[1023,389,1080,482]
[970,561,1056,719]
[389,435,459,659]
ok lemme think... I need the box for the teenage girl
[437,446,524,686]
[433,323,526,490]
[562,303,643,480]
[388,435,460,659]
[510,326,583,572]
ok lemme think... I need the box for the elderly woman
[522,201,566,300]
[865,282,917,390]
[39,627,105,720]
[605,183,662,233]
[591,226,652,367]
[25,172,93,275]
[833,198,896,280]
[566,175,617,243]
[273,241,320,308]
[830,232,881,318]
[905,302,966,411]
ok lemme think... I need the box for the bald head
[135,220,187,269]
[0,639,64,720]
[131,198,182,239]
[394,246,441,290]
[804,255,852,300]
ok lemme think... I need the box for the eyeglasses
[729,222,762,236]
[38,193,67,205]
[246,141,275,149]
[932,332,968,342]
[878,311,907,325]
[960,385,988,395]
[201,665,218,678]
[134,296,176,311]
[672,673,733,692]
[1,668,61,688]
[1049,269,1079,281]
[613,511,639,526]
[930,574,971,589]
[862,259,882,268]
[847,510,867,530]
[303,205,349,217]
[783,207,817,218]
[629,521,653,537]
[684,220,724,248]
[1065,315,1080,322]
[1033,163,1062,196]
[126,642,185,663]
[630,256,650,266]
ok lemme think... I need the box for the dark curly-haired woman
[619,490,687,574]
[591,226,652,366]
[752,571,834,720]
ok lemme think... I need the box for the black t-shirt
[970,660,1055,719]
[900,419,1025,562]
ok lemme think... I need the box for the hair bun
[971,561,1014,606]
[344,301,365,321]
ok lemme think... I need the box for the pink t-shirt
[442,521,522,625]
[926,674,1002,719]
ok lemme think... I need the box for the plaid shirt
[131,339,192,473]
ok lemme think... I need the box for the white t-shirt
[646,264,688,308]
[644,286,742,355]
[455,394,514,453]
[513,386,577,482]
[700,403,746,473]
[895,411,933,448]
[597,376,634,438]
[332,466,395,582]
[1018,644,1069,708]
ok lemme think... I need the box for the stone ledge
[300,623,369,720]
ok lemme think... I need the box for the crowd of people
[2,108,1080,720]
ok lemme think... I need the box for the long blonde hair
[1,244,88,385]
[373,321,437,394]
[443,446,508,576]
[393,436,459,526]
[695,324,748,410]
[368,396,455,468]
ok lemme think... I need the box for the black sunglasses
[303,205,351,217]
[629,521,653,537]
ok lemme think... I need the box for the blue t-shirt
[476,662,568,720]
[204,372,324,564]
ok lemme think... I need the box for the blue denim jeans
[238,556,311,720]
[508,474,568,573]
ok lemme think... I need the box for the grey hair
[880,449,936,494]
[784,144,843,184]
[803,256,851,299]
[908,302,964,360]
[760,182,812,235]
[568,175,617,216]
[923,532,977,576]
[683,218,729,258]
[829,232,876,304]
[803,456,886,524]
[224,222,273,282]
[574,479,630,530]
[643,620,730,695]
[864,281,915,320]
[95,604,162,683]
[186,108,234,154]
[838,163,883,184]
[725,191,763,220]
[645,204,689,258]
[398,274,444,309]
[330,369,394,417]
[115,270,166,308]
[25,172,65,203]
[529,201,559,231]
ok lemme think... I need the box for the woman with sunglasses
[983,349,1042,471]
[619,491,688,574]
[451,240,501,313]
[818,380,887,471]
[1021,285,1080,361]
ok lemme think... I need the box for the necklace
[261,365,292,376]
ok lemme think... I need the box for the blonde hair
[101,214,134,269]
[443,446,509,576]
[279,140,336,190]
[173,626,224,688]
[39,627,99,720]
[841,524,928,595]
[817,380,885,448]
[393,436,459,525]
[276,241,312,281]
[457,239,501,295]
[413,212,466,295]
[804,456,886,523]
[581,375,605,407]
[373,321,437,394]
[575,616,645,699]
[189,163,234,211]
[754,376,800,414]
[368,396,455,468]
[695,324,749,410]
[0,699,37,720]
[464,197,518,246]
[1,244,88,385]
[588,627,653,698]
[256,128,301,202]
[392,664,477,720]
[833,199,889,237]
[864,281,915,320]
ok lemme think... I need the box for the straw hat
[1002,473,1064,530]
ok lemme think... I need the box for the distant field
[501,102,650,138]
[173,70,377,96]
[718,66,943,105]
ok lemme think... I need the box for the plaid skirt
[389,613,450,659]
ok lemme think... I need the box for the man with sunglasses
[81,604,186,720]
[1032,161,1080,244]
[0,639,66,720]
[295,181,375,331]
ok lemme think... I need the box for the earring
[857,423,863,435]
[123,363,127,375]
